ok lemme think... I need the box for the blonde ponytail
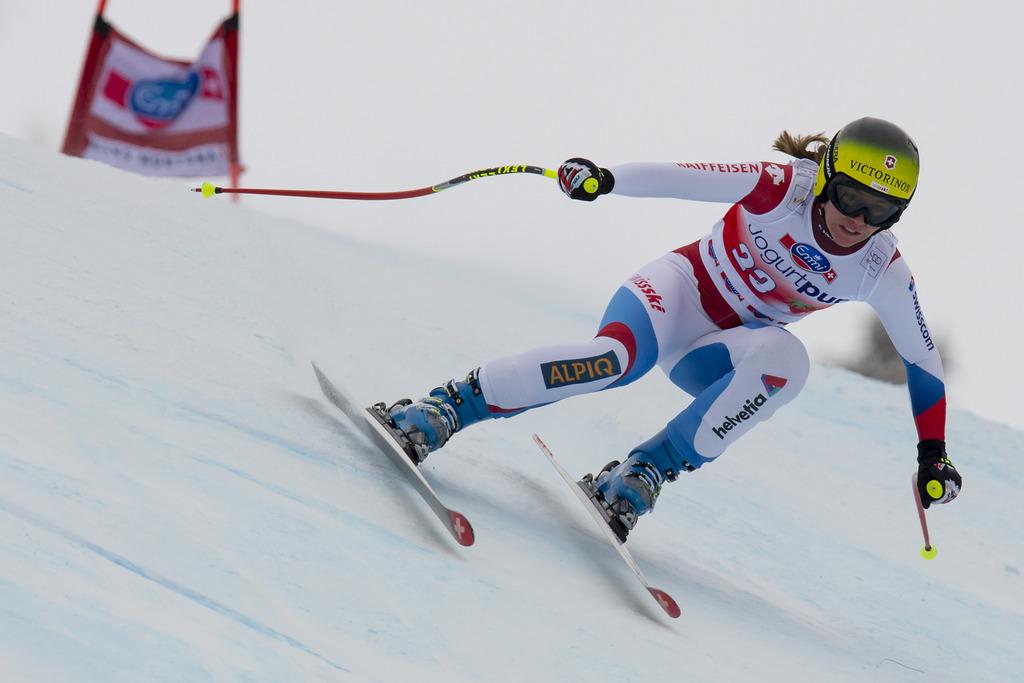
[772,131,829,162]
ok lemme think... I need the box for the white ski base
[533,433,680,618]
[312,362,474,546]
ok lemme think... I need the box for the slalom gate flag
[62,7,241,178]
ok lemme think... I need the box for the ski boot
[580,432,689,542]
[385,369,491,464]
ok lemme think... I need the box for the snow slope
[1,135,1021,682]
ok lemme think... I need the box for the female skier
[382,117,962,541]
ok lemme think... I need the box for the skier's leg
[481,253,720,414]
[477,286,660,415]
[596,323,810,538]
[390,301,658,460]
[659,323,810,468]
[391,255,698,459]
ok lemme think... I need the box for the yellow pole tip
[921,545,937,560]
[201,182,217,198]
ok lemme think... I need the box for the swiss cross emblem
[449,511,475,546]
[765,163,785,186]
[648,588,681,618]
[884,155,897,169]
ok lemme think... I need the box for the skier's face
[823,201,874,247]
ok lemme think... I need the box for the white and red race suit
[611,158,945,442]
[473,157,944,471]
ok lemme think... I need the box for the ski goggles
[826,174,908,229]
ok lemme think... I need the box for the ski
[312,362,475,546]
[532,433,680,618]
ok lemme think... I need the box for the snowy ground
[1,135,1021,682]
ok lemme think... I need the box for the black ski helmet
[813,117,920,203]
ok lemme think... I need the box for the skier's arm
[608,161,785,205]
[867,255,961,507]
[556,157,799,210]
[865,254,946,442]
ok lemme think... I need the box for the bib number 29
[732,243,776,294]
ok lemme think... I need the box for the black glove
[557,157,615,201]
[916,439,962,509]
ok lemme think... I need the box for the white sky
[2,0,1022,431]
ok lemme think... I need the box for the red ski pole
[193,164,557,201]
[912,472,937,560]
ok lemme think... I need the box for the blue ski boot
[387,369,491,464]
[584,430,691,542]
